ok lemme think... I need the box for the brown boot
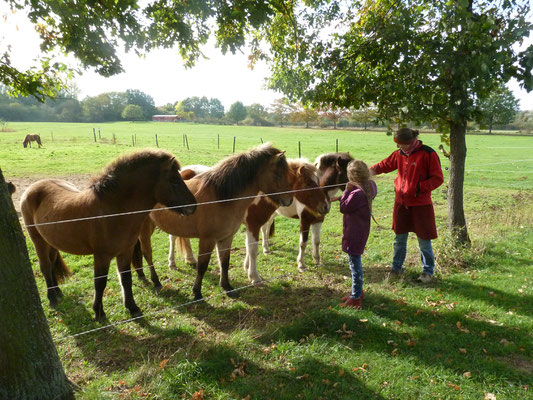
[339,296,363,309]
[341,290,364,302]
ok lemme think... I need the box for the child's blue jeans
[348,254,363,299]
[391,233,434,275]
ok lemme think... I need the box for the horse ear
[335,157,343,173]
[275,151,286,163]
[297,165,304,176]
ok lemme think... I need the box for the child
[332,159,377,309]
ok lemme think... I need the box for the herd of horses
[19,143,353,321]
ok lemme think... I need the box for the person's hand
[345,182,356,192]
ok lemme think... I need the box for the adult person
[370,128,444,283]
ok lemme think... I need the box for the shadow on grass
[161,343,387,400]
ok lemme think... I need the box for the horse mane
[314,152,353,170]
[288,158,318,179]
[90,149,178,197]
[200,143,287,200]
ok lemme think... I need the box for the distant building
[152,115,179,122]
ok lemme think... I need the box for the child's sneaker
[341,290,364,302]
[417,273,432,283]
[339,296,363,309]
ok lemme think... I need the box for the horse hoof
[168,264,178,271]
[154,283,163,292]
[297,266,307,272]
[263,250,271,255]
[94,313,107,322]
[252,279,265,286]
[226,289,239,298]
[130,309,143,319]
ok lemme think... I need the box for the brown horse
[23,134,42,148]
[20,150,197,321]
[257,152,354,273]
[243,159,330,283]
[135,143,293,300]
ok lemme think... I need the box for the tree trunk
[447,121,471,245]
[0,170,74,400]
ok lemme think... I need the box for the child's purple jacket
[339,181,378,256]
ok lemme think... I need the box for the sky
[1,5,533,111]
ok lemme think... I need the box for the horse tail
[52,251,72,284]
[131,239,143,274]
[175,236,188,257]
[269,219,275,238]
[36,136,42,146]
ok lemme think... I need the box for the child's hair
[346,159,374,212]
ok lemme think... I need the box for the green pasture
[1,122,532,399]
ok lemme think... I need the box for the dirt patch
[496,354,533,375]
[8,174,92,214]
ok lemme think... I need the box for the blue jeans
[391,233,434,276]
[348,254,363,299]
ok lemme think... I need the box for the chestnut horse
[242,159,330,283]
[135,144,293,300]
[23,134,42,148]
[20,150,197,321]
[257,152,354,273]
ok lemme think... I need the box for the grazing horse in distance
[135,143,293,301]
[20,149,197,321]
[23,134,43,148]
[242,158,331,283]
[7,181,16,196]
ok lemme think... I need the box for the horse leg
[297,220,311,272]
[244,227,263,285]
[192,239,215,301]
[27,228,63,307]
[261,214,275,255]
[216,235,238,298]
[116,250,142,318]
[139,218,162,289]
[93,254,112,321]
[131,239,148,281]
[311,221,323,266]
[169,235,196,268]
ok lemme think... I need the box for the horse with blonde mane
[20,149,197,321]
[134,143,293,301]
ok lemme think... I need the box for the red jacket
[370,142,443,207]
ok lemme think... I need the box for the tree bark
[0,170,74,400]
[447,121,471,245]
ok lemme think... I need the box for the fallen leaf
[192,389,205,400]
[459,348,467,354]
[336,323,354,339]
[158,359,169,371]
[484,393,496,400]
[407,339,416,347]
[359,318,368,323]
[481,331,486,338]
[463,371,472,378]
[447,382,461,391]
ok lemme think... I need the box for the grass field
[1,122,532,399]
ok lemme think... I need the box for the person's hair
[346,159,374,212]
[394,127,420,144]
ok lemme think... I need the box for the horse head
[315,152,354,196]
[261,149,293,207]
[291,161,330,216]
[156,155,197,216]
